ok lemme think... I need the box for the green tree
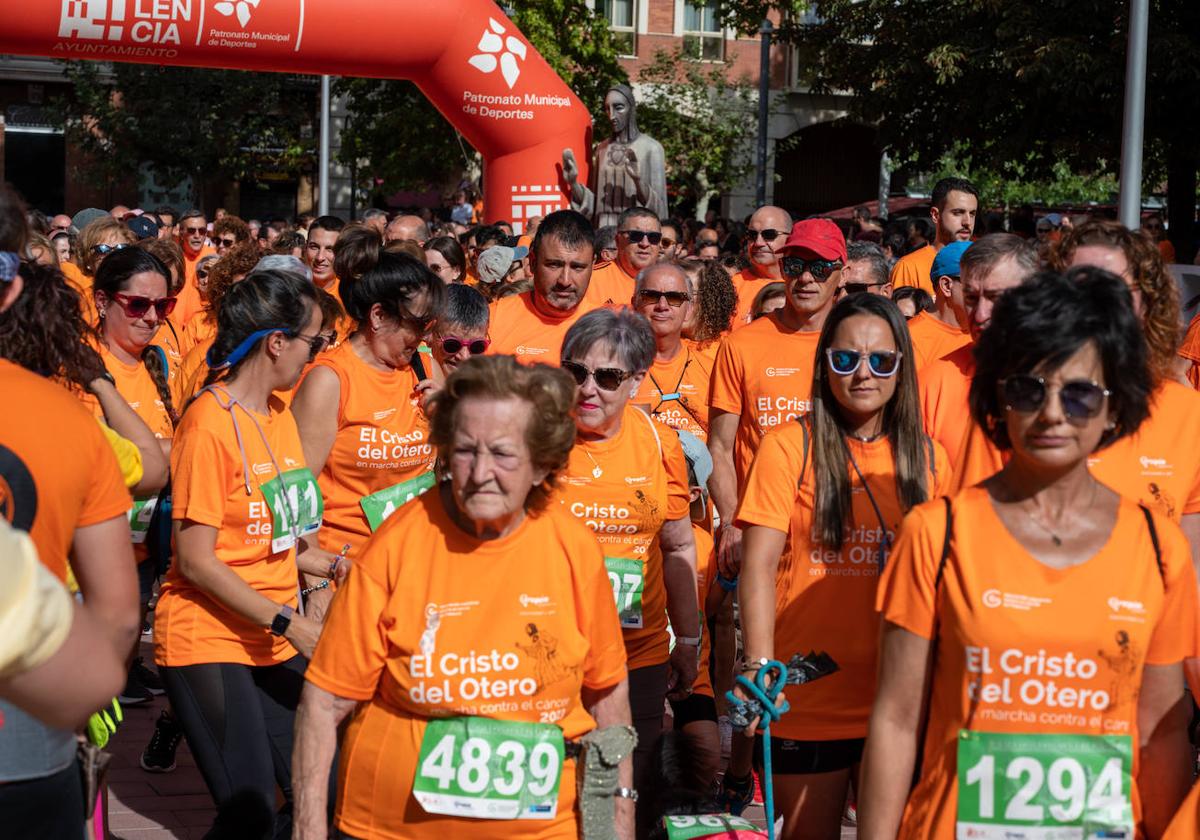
[336,0,627,198]
[56,62,316,203]
[719,0,1200,249]
[634,49,758,220]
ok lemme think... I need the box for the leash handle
[725,659,790,840]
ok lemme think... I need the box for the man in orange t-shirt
[585,207,661,308]
[1176,312,1200,389]
[708,218,844,575]
[174,210,216,326]
[890,177,979,297]
[303,216,344,301]
[488,210,598,365]
[728,205,792,329]
[629,263,714,440]
[919,234,1037,488]
[906,239,972,371]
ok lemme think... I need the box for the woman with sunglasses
[60,215,136,325]
[731,293,948,837]
[155,268,331,838]
[292,225,443,605]
[556,307,701,834]
[861,269,1198,840]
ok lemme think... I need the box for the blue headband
[206,327,294,371]
[0,252,19,282]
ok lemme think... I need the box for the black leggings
[0,761,84,839]
[160,655,309,840]
[629,662,669,838]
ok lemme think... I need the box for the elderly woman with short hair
[430,283,490,383]
[555,307,701,834]
[292,355,634,840]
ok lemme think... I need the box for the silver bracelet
[613,787,638,801]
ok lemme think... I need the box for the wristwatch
[674,635,701,646]
[269,604,295,636]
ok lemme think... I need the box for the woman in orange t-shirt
[155,268,338,838]
[292,226,442,575]
[861,269,1198,840]
[734,294,948,835]
[292,356,633,840]
[61,215,136,326]
[555,308,700,834]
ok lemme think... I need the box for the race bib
[604,557,645,629]
[259,468,323,553]
[413,716,564,820]
[128,495,159,544]
[956,730,1134,839]
[360,471,437,532]
[664,814,764,839]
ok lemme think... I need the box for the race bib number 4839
[413,717,564,820]
[956,730,1134,839]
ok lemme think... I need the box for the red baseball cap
[780,219,847,262]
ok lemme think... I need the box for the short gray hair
[634,262,693,299]
[594,225,617,252]
[439,283,489,331]
[561,308,655,373]
[254,254,312,282]
[846,242,889,286]
[960,233,1038,282]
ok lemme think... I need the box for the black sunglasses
[782,256,842,282]
[562,359,634,392]
[843,282,886,295]
[745,228,784,243]
[637,289,690,308]
[620,230,662,246]
[1000,375,1110,422]
[294,332,332,361]
[92,243,130,256]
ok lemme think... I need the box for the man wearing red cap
[707,218,845,574]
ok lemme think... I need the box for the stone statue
[562,84,668,228]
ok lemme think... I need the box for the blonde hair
[79,217,136,275]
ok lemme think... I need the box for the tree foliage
[634,49,758,219]
[336,0,627,196]
[56,62,316,200]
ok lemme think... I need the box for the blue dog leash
[726,659,790,840]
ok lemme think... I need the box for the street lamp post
[319,74,331,217]
[1117,0,1148,230]
[755,19,773,207]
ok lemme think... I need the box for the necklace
[849,430,884,443]
[581,447,604,479]
[1023,480,1098,547]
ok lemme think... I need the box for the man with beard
[891,177,979,297]
[173,209,215,324]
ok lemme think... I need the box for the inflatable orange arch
[3,0,592,233]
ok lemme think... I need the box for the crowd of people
[2,173,1200,840]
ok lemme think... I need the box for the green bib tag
[128,495,159,544]
[956,730,1134,839]
[259,468,323,553]
[663,814,763,838]
[360,471,437,532]
[412,716,564,820]
[604,557,645,629]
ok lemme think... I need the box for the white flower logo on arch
[213,0,260,28]
[468,17,527,90]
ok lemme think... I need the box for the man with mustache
[890,177,979,297]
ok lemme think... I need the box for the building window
[683,0,723,61]
[598,0,637,57]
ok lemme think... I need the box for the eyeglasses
[660,237,676,249]
[440,335,490,356]
[637,289,690,308]
[293,332,332,361]
[1000,375,1110,422]
[782,256,843,282]
[696,239,719,248]
[843,282,886,295]
[215,237,237,248]
[92,243,130,256]
[620,230,662,246]
[826,348,902,378]
[183,226,207,236]
[745,228,784,243]
[400,307,436,335]
[110,292,177,319]
[562,359,635,391]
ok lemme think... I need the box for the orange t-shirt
[82,343,176,440]
[630,341,715,441]
[181,311,218,359]
[889,243,936,297]
[174,246,216,327]
[1176,312,1200,390]
[178,336,214,406]
[154,388,310,667]
[305,491,627,840]
[736,423,950,739]
[554,406,691,671]
[1158,239,1177,264]
[878,488,1198,840]
[906,311,970,372]
[487,291,594,365]
[920,344,974,469]
[730,268,778,330]
[1164,778,1200,839]
[0,360,131,583]
[690,523,716,698]
[60,261,99,325]
[708,313,821,489]
[300,341,435,554]
[585,259,636,308]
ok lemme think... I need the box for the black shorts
[753,735,864,775]
[669,692,717,727]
